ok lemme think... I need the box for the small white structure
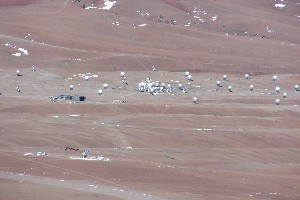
[103,83,108,89]
[250,84,254,91]
[283,92,287,98]
[152,66,156,71]
[275,98,280,105]
[70,85,74,90]
[187,74,193,81]
[98,89,103,95]
[178,83,183,90]
[149,88,154,95]
[16,70,21,76]
[294,84,299,91]
[184,71,190,77]
[84,75,89,81]
[272,75,278,81]
[216,81,221,87]
[228,85,232,92]
[245,74,250,80]
[192,97,198,104]
[16,86,21,93]
[31,66,36,71]
[120,71,125,78]
[275,86,280,93]
[121,79,128,85]
[223,75,227,81]
[166,84,173,93]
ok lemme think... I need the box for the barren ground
[0,0,300,199]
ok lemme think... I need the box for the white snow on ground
[211,15,218,21]
[85,5,97,10]
[12,53,21,57]
[70,156,111,161]
[18,48,28,55]
[138,23,147,27]
[112,21,120,25]
[99,0,116,10]
[274,4,286,8]
[185,22,191,27]
[4,42,29,56]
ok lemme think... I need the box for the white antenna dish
[192,97,198,104]
[283,93,287,98]
[275,98,280,105]
[120,71,125,78]
[16,70,20,76]
[294,84,299,91]
[245,74,250,80]
[250,84,254,91]
[178,83,183,90]
[272,75,278,81]
[216,81,221,87]
[275,86,280,93]
[98,89,103,95]
[187,74,193,81]
[84,75,89,81]
[103,83,108,89]
[70,85,74,90]
[223,75,227,80]
[228,85,232,92]
[152,66,156,71]
[31,66,36,71]
[184,71,190,77]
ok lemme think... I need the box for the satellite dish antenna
[223,75,227,80]
[16,70,21,76]
[184,71,189,77]
[275,98,280,105]
[152,66,156,71]
[120,71,125,78]
[178,83,183,90]
[70,85,74,90]
[294,84,299,91]
[216,81,221,87]
[192,97,198,104]
[245,74,250,80]
[228,85,232,92]
[283,93,287,98]
[31,66,36,71]
[103,83,108,89]
[275,86,280,93]
[84,75,89,81]
[272,75,278,81]
[187,74,193,81]
[16,86,21,93]
[250,84,254,91]
[98,89,103,95]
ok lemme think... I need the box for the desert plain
[0,0,300,199]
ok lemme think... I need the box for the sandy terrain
[0,0,300,199]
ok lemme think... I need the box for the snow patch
[99,0,116,10]
[12,53,21,57]
[274,4,286,8]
